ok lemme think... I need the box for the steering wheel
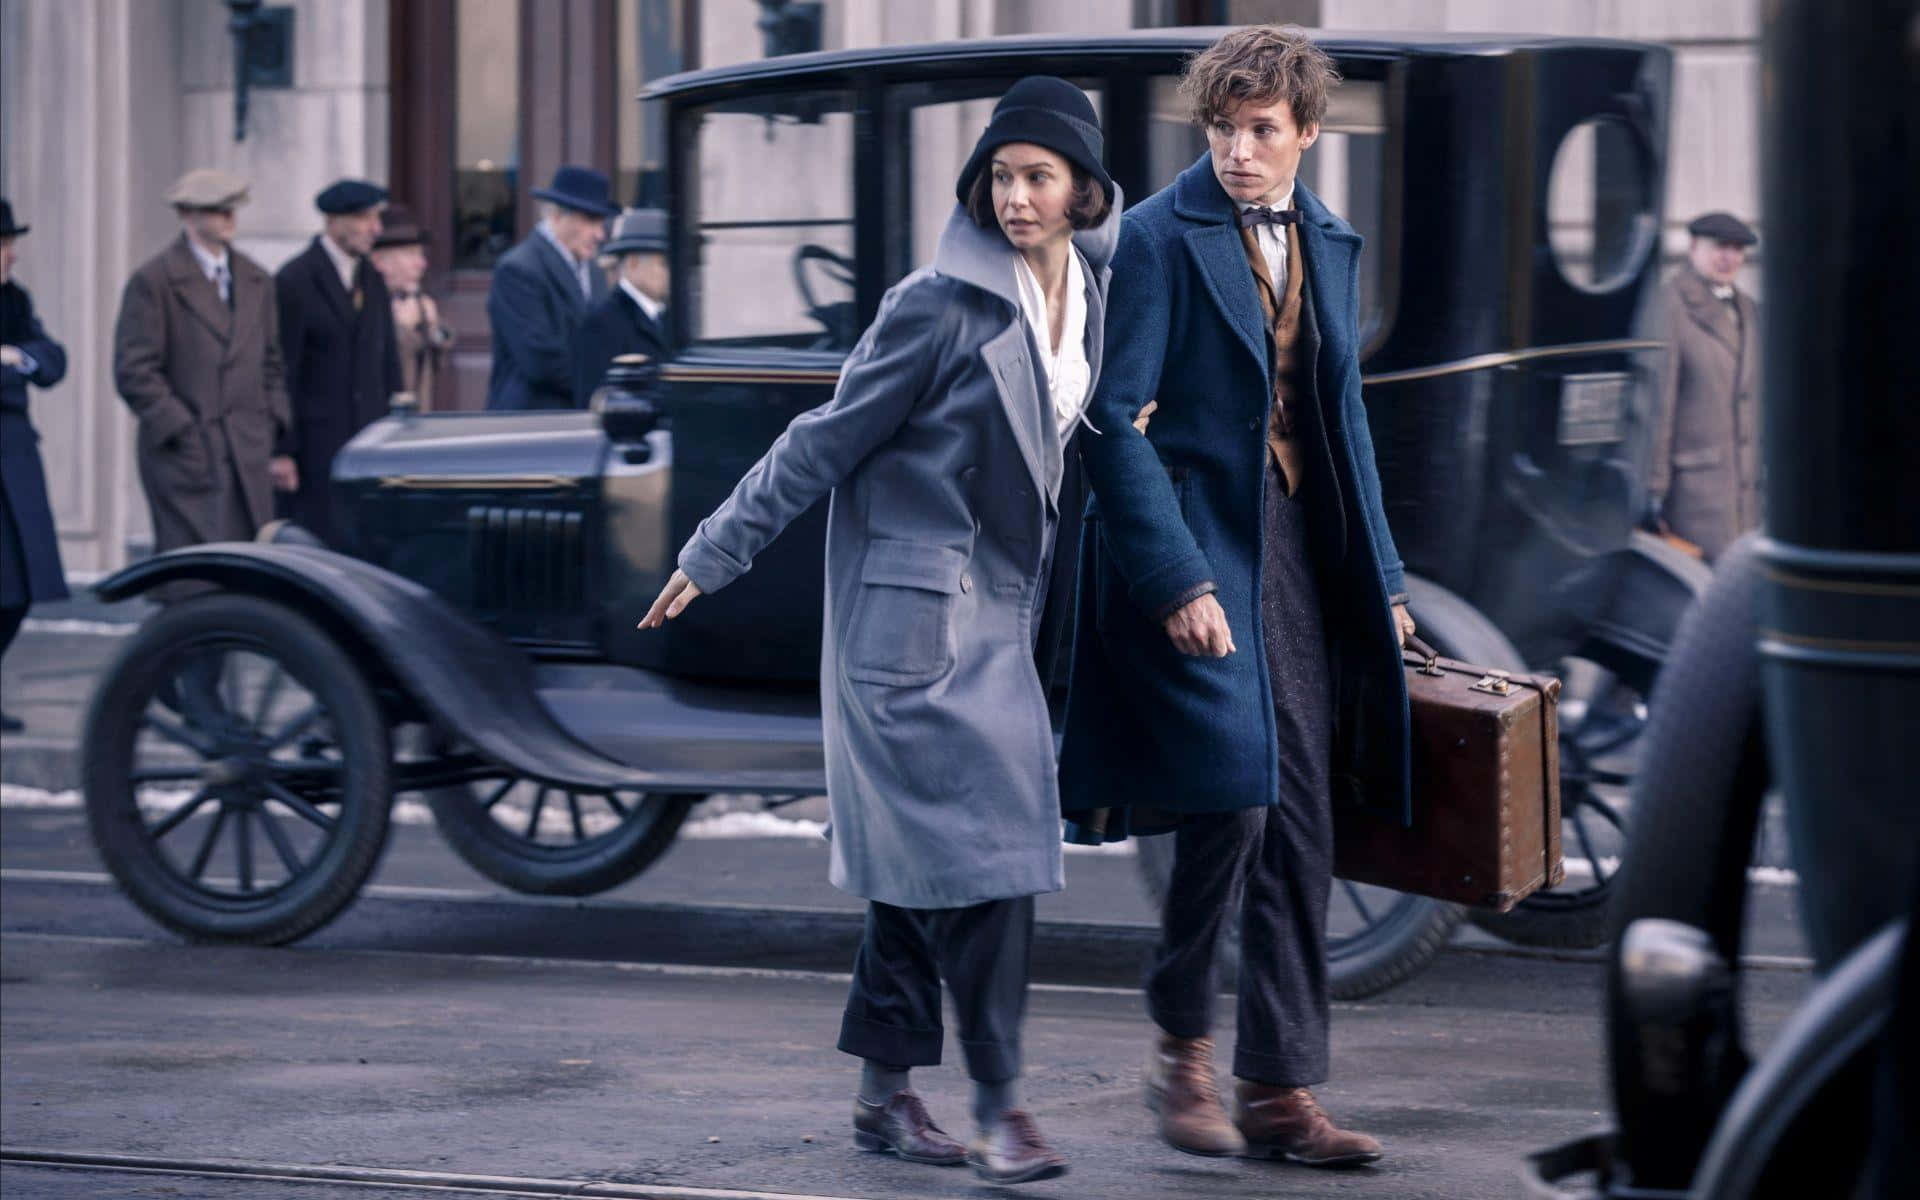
[793,243,857,350]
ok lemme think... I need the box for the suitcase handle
[1406,633,1444,675]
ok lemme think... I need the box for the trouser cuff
[958,1036,1021,1084]
[1147,998,1215,1040]
[1232,1044,1329,1089]
[837,1011,943,1068]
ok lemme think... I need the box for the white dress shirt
[619,277,665,325]
[1240,186,1295,294]
[184,237,232,304]
[1013,248,1092,439]
[320,234,360,293]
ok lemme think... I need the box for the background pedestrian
[1649,210,1762,562]
[112,169,289,580]
[275,179,402,545]
[370,204,454,410]
[572,207,670,406]
[0,198,69,732]
[486,165,615,410]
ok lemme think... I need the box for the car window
[1147,75,1390,346]
[683,90,856,352]
[885,79,1105,287]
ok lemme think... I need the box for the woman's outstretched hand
[638,570,703,629]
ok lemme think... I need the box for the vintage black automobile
[80,28,1706,997]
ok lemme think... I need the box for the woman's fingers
[638,572,700,628]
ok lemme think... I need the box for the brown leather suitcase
[1333,639,1563,911]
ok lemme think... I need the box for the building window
[684,90,856,351]
[453,0,521,270]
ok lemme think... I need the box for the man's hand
[638,569,703,629]
[0,345,23,369]
[269,455,299,492]
[1164,593,1235,657]
[1393,603,1415,649]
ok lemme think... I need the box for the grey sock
[859,1060,911,1104]
[972,1078,1020,1129]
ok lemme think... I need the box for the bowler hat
[603,208,668,256]
[532,165,620,218]
[1687,211,1758,247]
[0,198,26,237]
[166,168,251,210]
[373,204,430,248]
[955,76,1113,206]
[316,178,390,215]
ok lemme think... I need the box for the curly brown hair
[1177,25,1339,133]
[965,160,1111,234]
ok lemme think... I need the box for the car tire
[426,779,696,896]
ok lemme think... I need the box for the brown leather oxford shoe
[1231,1082,1383,1167]
[966,1109,1069,1184]
[1143,1034,1248,1157]
[852,1091,966,1166]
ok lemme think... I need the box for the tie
[214,262,232,308]
[1238,207,1300,229]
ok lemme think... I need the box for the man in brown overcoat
[113,169,292,561]
[1649,211,1762,562]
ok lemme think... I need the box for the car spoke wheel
[426,775,695,896]
[83,595,392,944]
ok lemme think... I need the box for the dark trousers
[838,896,1034,1084]
[1145,460,1334,1087]
[0,603,26,663]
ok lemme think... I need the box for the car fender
[94,542,667,793]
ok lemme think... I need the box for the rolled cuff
[1130,549,1214,622]
[676,526,749,596]
[1153,580,1218,623]
[1387,592,1409,607]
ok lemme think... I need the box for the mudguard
[95,542,693,793]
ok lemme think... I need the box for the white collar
[184,236,230,280]
[1012,248,1092,436]
[1241,186,1296,218]
[619,277,664,322]
[320,234,360,290]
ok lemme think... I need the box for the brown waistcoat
[1240,221,1309,494]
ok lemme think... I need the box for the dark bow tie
[1238,206,1300,229]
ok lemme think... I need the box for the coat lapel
[1172,157,1270,374]
[1294,184,1359,372]
[533,233,588,313]
[303,239,354,328]
[1677,269,1743,358]
[165,236,232,343]
[225,257,265,364]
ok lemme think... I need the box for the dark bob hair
[965,158,1112,234]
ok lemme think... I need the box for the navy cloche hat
[955,76,1113,206]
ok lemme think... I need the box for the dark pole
[227,0,263,141]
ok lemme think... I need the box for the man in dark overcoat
[486,166,615,410]
[0,198,69,732]
[571,208,670,406]
[113,170,290,570]
[1058,26,1412,1167]
[1649,211,1762,562]
[275,179,402,545]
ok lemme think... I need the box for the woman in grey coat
[642,77,1118,1185]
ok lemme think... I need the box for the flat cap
[603,208,668,256]
[1687,211,1758,246]
[316,179,390,215]
[166,168,250,210]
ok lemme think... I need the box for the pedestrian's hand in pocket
[639,569,702,629]
[1164,593,1235,657]
[269,454,299,493]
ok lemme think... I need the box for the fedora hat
[373,204,430,248]
[603,207,668,256]
[0,198,26,237]
[532,165,619,218]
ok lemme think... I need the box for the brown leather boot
[852,1091,966,1165]
[1143,1035,1248,1157]
[1231,1081,1383,1167]
[965,1109,1068,1184]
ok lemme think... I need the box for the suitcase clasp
[1470,669,1513,695]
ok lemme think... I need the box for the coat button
[960,572,973,594]
[1247,418,1260,431]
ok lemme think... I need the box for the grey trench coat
[677,200,1120,909]
[1651,266,1762,560]
[113,235,290,551]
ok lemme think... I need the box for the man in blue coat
[486,166,615,410]
[571,207,670,406]
[0,199,68,732]
[1059,26,1413,1166]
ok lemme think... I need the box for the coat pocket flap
[861,539,969,593]
[1672,446,1726,469]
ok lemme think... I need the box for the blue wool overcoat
[1059,154,1412,835]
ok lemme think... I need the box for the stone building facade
[0,0,1760,579]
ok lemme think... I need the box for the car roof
[642,27,1658,100]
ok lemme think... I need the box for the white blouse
[1013,248,1093,439]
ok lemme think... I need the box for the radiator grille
[467,505,585,612]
